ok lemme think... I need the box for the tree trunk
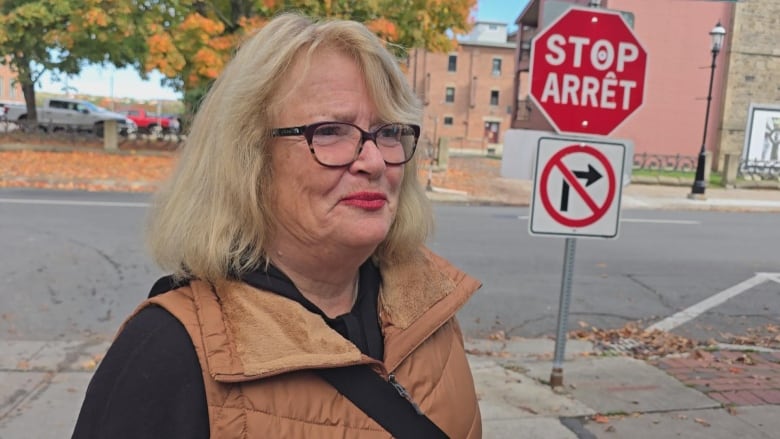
[18,58,38,126]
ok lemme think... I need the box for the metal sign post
[529,137,625,388]
[550,237,576,388]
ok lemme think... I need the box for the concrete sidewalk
[470,338,780,438]
[2,337,779,438]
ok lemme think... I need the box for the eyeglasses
[271,121,420,167]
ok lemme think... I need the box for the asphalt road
[1,189,778,346]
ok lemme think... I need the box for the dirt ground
[0,143,525,200]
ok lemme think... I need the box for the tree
[143,0,476,115]
[0,0,146,125]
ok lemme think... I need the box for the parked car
[0,98,135,136]
[120,107,179,134]
[160,113,182,134]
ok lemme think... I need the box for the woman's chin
[338,226,391,251]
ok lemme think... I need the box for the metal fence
[739,159,780,180]
[0,120,184,152]
[632,152,779,182]
[632,152,697,172]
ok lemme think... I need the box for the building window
[445,87,455,103]
[443,116,454,126]
[492,58,502,76]
[490,90,499,106]
[9,81,15,98]
[447,55,457,72]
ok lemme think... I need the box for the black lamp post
[690,22,726,197]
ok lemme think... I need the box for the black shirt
[72,261,384,439]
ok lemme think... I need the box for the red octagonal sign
[530,7,647,136]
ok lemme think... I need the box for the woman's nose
[351,139,387,174]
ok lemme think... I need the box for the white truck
[0,97,136,136]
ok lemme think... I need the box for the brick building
[405,22,516,154]
[719,0,780,167]
[0,63,23,103]
[511,0,780,171]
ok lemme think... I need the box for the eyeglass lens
[310,123,416,166]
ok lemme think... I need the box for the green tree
[0,0,146,124]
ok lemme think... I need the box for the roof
[459,40,517,49]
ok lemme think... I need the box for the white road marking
[620,218,700,225]
[647,273,780,332]
[516,215,699,225]
[0,198,149,208]
[761,272,780,283]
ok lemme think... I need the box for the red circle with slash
[539,144,616,227]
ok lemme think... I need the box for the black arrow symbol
[560,164,603,212]
[573,164,602,187]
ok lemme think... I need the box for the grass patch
[632,168,723,187]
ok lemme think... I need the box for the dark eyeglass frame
[271,121,420,168]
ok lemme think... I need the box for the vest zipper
[388,373,424,415]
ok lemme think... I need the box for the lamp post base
[687,192,707,201]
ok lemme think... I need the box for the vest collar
[190,248,481,382]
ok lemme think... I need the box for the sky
[36,0,529,101]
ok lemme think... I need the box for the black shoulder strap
[317,365,449,439]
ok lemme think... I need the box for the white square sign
[530,137,625,238]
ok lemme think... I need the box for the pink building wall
[513,0,734,160]
[607,0,733,158]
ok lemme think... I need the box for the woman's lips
[341,192,387,210]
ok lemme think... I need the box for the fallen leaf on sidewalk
[487,330,506,341]
[692,350,714,361]
[518,406,538,415]
[16,360,30,370]
[81,359,98,370]
[726,406,738,416]
[592,414,610,424]
[693,418,711,427]
[735,354,755,365]
[569,321,707,359]
[464,348,510,358]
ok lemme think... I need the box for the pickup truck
[121,107,179,134]
[0,98,136,136]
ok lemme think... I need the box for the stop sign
[529,7,647,136]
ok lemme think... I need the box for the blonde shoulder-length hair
[146,13,433,282]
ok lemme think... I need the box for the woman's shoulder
[110,305,195,367]
[71,305,208,438]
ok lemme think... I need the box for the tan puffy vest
[135,249,482,438]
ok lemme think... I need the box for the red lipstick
[341,192,387,210]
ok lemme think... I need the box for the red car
[121,108,179,134]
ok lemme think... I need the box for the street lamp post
[690,22,726,197]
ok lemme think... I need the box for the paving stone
[522,357,720,414]
[719,390,765,405]
[583,408,776,439]
[752,390,780,404]
[482,417,577,439]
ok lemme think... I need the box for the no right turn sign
[530,137,625,238]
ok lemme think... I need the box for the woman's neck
[270,252,362,318]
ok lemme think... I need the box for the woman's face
[268,48,404,259]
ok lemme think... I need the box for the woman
[73,13,481,438]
